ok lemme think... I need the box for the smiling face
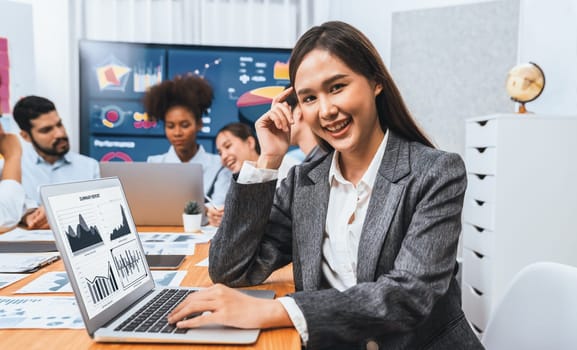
[216,130,258,173]
[294,49,384,160]
[164,106,201,162]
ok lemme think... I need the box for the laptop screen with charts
[99,162,205,226]
[39,178,274,344]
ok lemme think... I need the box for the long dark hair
[289,21,434,150]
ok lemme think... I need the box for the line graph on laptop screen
[111,240,147,288]
[47,186,151,318]
[54,202,104,254]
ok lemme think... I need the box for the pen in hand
[204,195,218,209]
[205,195,224,227]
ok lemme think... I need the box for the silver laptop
[40,178,274,344]
[100,162,204,226]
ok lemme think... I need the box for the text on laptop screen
[47,186,150,319]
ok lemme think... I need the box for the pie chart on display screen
[236,86,285,125]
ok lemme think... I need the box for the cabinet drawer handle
[473,225,485,233]
[471,286,484,296]
[472,323,483,334]
[476,120,488,127]
[474,200,485,206]
[473,174,486,180]
[473,251,484,259]
[475,147,487,153]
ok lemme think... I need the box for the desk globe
[505,62,545,113]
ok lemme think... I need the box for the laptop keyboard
[114,288,200,334]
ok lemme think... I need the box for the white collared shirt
[17,142,100,205]
[322,131,388,291]
[236,154,301,186]
[238,131,388,343]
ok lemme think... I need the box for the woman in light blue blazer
[169,21,483,350]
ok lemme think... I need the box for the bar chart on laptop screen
[85,261,119,304]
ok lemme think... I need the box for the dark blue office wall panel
[80,41,166,99]
[196,137,216,154]
[80,40,291,160]
[88,100,165,136]
[168,48,291,137]
[90,135,170,162]
[90,135,216,163]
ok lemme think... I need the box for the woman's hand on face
[254,88,295,169]
[206,205,224,227]
[167,284,292,330]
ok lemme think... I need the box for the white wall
[5,0,80,150]
[518,0,577,115]
[83,0,300,48]
[309,0,390,63]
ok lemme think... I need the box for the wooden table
[0,227,300,350]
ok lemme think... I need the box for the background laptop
[100,162,204,226]
[40,178,274,344]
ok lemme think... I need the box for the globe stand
[517,103,527,114]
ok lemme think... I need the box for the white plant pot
[182,213,202,232]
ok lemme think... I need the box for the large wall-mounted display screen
[80,40,291,162]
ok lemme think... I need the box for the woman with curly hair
[143,75,231,207]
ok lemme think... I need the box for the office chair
[482,262,577,350]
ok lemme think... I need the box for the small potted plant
[182,200,202,232]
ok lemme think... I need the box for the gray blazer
[209,132,483,350]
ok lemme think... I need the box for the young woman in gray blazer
[169,21,483,350]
